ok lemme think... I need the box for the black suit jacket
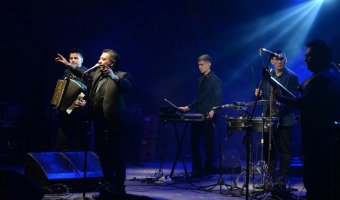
[71,67,132,130]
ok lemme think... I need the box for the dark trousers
[190,120,215,173]
[303,153,332,200]
[93,113,126,194]
[264,125,294,177]
[56,111,87,152]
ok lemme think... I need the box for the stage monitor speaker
[24,151,103,191]
[212,149,241,174]
[0,170,44,200]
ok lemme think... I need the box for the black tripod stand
[241,63,271,200]
[154,120,168,179]
[197,108,234,193]
[74,121,94,200]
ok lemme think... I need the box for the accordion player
[51,78,88,114]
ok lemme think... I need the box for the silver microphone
[260,48,283,59]
[83,63,100,75]
[212,104,231,110]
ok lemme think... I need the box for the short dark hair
[275,50,287,58]
[198,54,212,63]
[306,39,332,63]
[70,48,84,58]
[102,49,120,68]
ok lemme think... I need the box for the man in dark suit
[255,50,299,187]
[55,48,88,152]
[55,49,132,195]
[179,54,222,178]
[273,39,340,200]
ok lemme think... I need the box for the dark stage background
[1,0,340,161]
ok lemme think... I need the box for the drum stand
[233,117,273,198]
[251,113,275,195]
[154,120,168,179]
[250,81,277,199]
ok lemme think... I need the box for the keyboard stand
[163,120,190,179]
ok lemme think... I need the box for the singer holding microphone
[178,54,222,178]
[55,49,132,196]
[255,50,299,188]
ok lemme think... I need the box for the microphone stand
[242,56,272,200]
[73,123,93,200]
[197,108,234,193]
[74,69,94,200]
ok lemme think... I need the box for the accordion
[51,78,87,114]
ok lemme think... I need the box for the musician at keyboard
[178,54,222,178]
[159,105,205,121]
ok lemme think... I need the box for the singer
[178,54,222,178]
[54,48,88,152]
[55,49,132,195]
[255,50,299,187]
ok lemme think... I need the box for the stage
[1,157,305,200]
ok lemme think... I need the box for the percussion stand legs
[154,121,168,179]
[234,129,262,187]
[258,115,271,184]
[250,115,275,199]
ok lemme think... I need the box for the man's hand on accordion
[75,98,86,108]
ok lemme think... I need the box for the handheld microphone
[83,63,100,75]
[260,48,283,59]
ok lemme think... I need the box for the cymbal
[246,100,277,106]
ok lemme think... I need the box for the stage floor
[1,157,306,200]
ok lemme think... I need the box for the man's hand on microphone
[101,65,119,81]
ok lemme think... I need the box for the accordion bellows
[51,79,87,113]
